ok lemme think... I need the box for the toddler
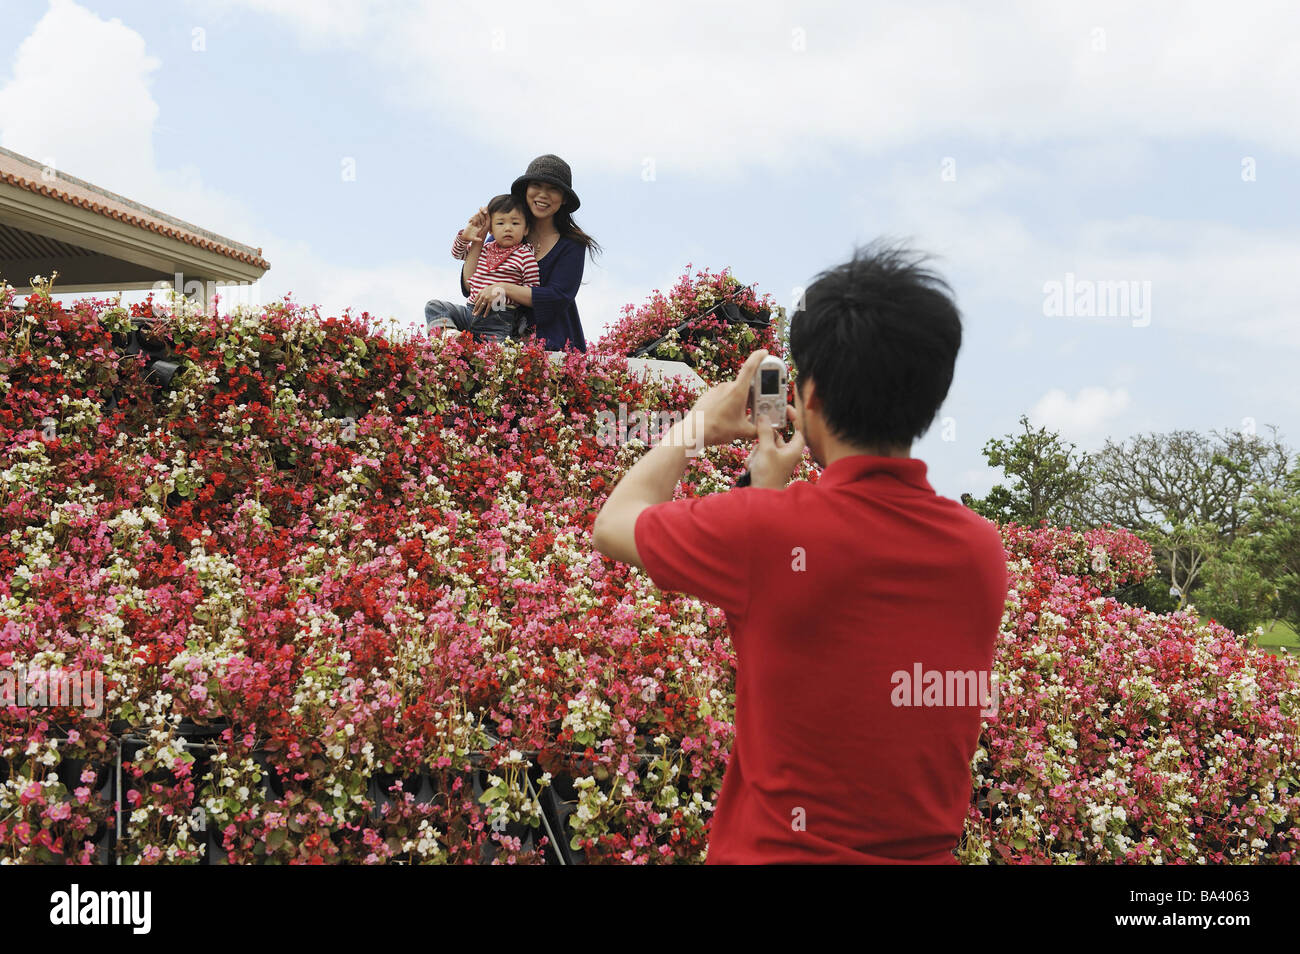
[425,194,540,340]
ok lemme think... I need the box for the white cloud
[1,1,654,338]
[0,2,461,332]
[0,0,272,249]
[8,0,1300,373]
[0,0,160,198]
[201,0,1300,176]
[1030,386,1131,449]
[1059,219,1300,348]
[864,159,1300,355]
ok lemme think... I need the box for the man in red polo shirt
[592,244,1008,864]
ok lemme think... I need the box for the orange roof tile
[0,146,269,271]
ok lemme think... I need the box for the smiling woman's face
[525,181,565,219]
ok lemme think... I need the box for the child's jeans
[425,298,518,341]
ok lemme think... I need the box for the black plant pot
[717,301,771,328]
[104,317,183,410]
[175,719,229,741]
[143,359,180,387]
[204,825,229,865]
[368,770,434,821]
[538,769,586,865]
[120,739,176,788]
[55,755,112,794]
[85,817,113,864]
[251,750,286,800]
[468,768,539,862]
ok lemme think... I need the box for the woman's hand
[472,283,509,316]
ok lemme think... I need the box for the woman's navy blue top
[461,235,587,351]
[530,236,587,352]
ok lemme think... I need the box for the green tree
[1194,536,1281,636]
[1074,424,1292,613]
[965,414,1092,527]
[1196,457,1300,636]
[1252,462,1300,634]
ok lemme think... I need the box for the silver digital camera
[749,354,789,430]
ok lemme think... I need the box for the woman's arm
[471,280,529,314]
[472,243,581,315]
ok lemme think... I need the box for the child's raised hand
[463,206,489,243]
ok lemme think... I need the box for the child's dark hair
[487,193,531,224]
[789,241,963,451]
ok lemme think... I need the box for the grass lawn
[1255,618,1299,657]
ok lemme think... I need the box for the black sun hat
[511,154,580,212]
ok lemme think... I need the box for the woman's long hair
[552,207,602,260]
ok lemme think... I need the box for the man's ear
[799,377,820,414]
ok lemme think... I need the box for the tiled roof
[0,146,269,271]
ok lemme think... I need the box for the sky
[1,0,1297,500]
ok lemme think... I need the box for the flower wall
[1,272,1297,864]
[964,524,1300,862]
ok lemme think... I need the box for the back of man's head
[789,242,963,451]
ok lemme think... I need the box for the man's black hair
[789,241,962,451]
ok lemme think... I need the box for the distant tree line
[963,414,1299,638]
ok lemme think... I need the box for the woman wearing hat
[458,154,600,352]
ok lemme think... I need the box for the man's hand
[593,348,798,568]
[747,403,806,489]
[688,348,770,448]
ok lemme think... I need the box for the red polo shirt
[633,454,1008,864]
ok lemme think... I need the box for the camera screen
[760,368,780,394]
